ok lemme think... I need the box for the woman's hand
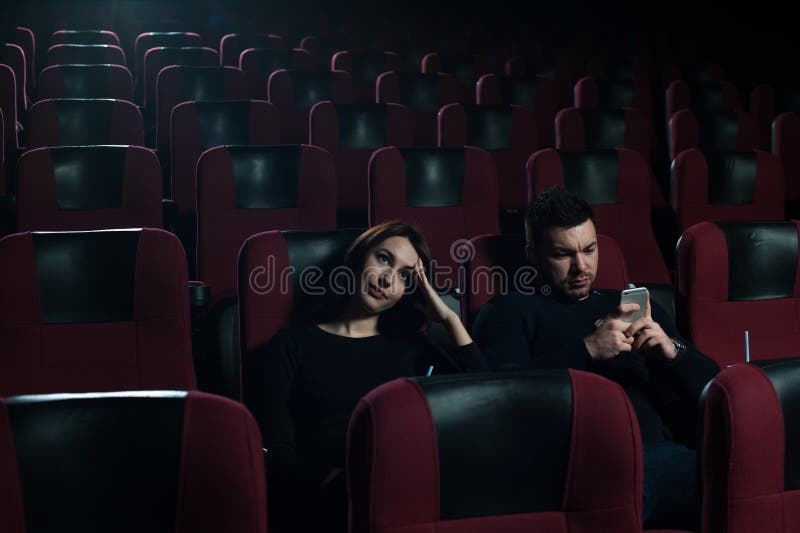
[412,258,458,323]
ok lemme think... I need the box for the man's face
[528,219,599,302]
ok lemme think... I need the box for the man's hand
[624,294,678,360]
[584,303,639,360]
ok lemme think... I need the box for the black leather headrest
[597,79,635,108]
[464,105,513,150]
[415,370,573,519]
[499,76,539,111]
[716,221,798,301]
[558,149,619,204]
[33,229,141,323]
[699,111,740,151]
[177,66,227,101]
[228,145,301,209]
[54,99,114,145]
[283,229,364,320]
[349,53,388,84]
[776,88,800,113]
[691,82,725,112]
[706,151,757,205]
[578,109,627,149]
[291,72,333,110]
[50,145,128,210]
[400,147,465,207]
[59,65,112,98]
[753,359,800,490]
[398,74,440,111]
[194,101,252,148]
[6,391,186,532]
[439,54,474,86]
[336,104,388,149]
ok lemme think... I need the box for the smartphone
[619,287,648,323]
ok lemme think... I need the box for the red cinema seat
[0,391,266,533]
[239,48,314,100]
[219,33,285,66]
[37,64,134,102]
[26,98,143,148]
[0,228,196,395]
[45,44,126,68]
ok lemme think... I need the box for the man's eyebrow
[583,241,597,251]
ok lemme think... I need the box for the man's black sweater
[472,288,720,443]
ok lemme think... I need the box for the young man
[472,186,719,529]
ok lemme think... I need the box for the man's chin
[561,284,591,301]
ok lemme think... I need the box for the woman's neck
[318,299,380,338]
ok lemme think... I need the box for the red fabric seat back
[348,370,643,533]
[671,148,784,231]
[332,50,407,102]
[26,98,144,148]
[16,145,162,231]
[700,360,800,533]
[310,102,413,214]
[197,144,337,303]
[476,74,558,147]
[677,221,800,366]
[134,32,202,91]
[574,76,652,121]
[267,69,353,143]
[376,71,461,146]
[0,228,196,395]
[0,64,17,152]
[439,103,538,209]
[665,80,742,122]
[773,111,800,203]
[142,46,218,110]
[239,48,314,100]
[1,43,27,113]
[421,52,493,104]
[37,64,134,102]
[0,391,266,533]
[668,109,758,161]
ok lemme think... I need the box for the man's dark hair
[525,187,596,248]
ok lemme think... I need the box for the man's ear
[524,244,538,267]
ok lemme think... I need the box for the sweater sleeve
[472,294,593,371]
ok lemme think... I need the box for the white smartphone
[619,287,648,323]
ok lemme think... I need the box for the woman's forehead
[374,236,419,267]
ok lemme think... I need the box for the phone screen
[619,287,648,323]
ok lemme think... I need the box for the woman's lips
[368,284,386,299]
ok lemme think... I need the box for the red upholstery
[50,29,120,46]
[0,65,17,152]
[476,74,558,147]
[170,100,280,271]
[239,48,314,99]
[463,233,629,324]
[668,109,758,161]
[574,76,652,121]
[348,370,644,533]
[26,98,144,148]
[332,51,406,102]
[0,391,266,533]
[219,33,285,66]
[134,32,202,91]
[0,228,196,395]
[142,46,218,110]
[37,64,134,102]
[1,44,26,113]
[671,148,784,231]
[0,25,35,93]
[376,71,461,146]
[369,146,500,288]
[45,44,126,68]
[438,103,538,210]
[665,80,742,123]
[421,52,493,104]
[774,112,800,203]
[527,148,671,285]
[310,101,413,213]
[16,145,162,231]
[267,69,353,143]
[155,65,248,155]
[700,362,800,533]
[676,221,800,366]
[196,144,337,304]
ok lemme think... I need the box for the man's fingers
[625,317,652,338]
[633,330,658,351]
[610,303,641,318]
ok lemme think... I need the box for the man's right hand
[583,303,640,360]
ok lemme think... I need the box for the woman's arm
[413,258,473,347]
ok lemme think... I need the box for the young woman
[250,220,485,532]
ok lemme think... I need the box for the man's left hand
[624,294,678,360]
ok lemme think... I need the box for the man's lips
[570,277,590,287]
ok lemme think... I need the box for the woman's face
[356,235,420,315]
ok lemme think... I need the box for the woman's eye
[377,253,389,264]
[399,271,410,283]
